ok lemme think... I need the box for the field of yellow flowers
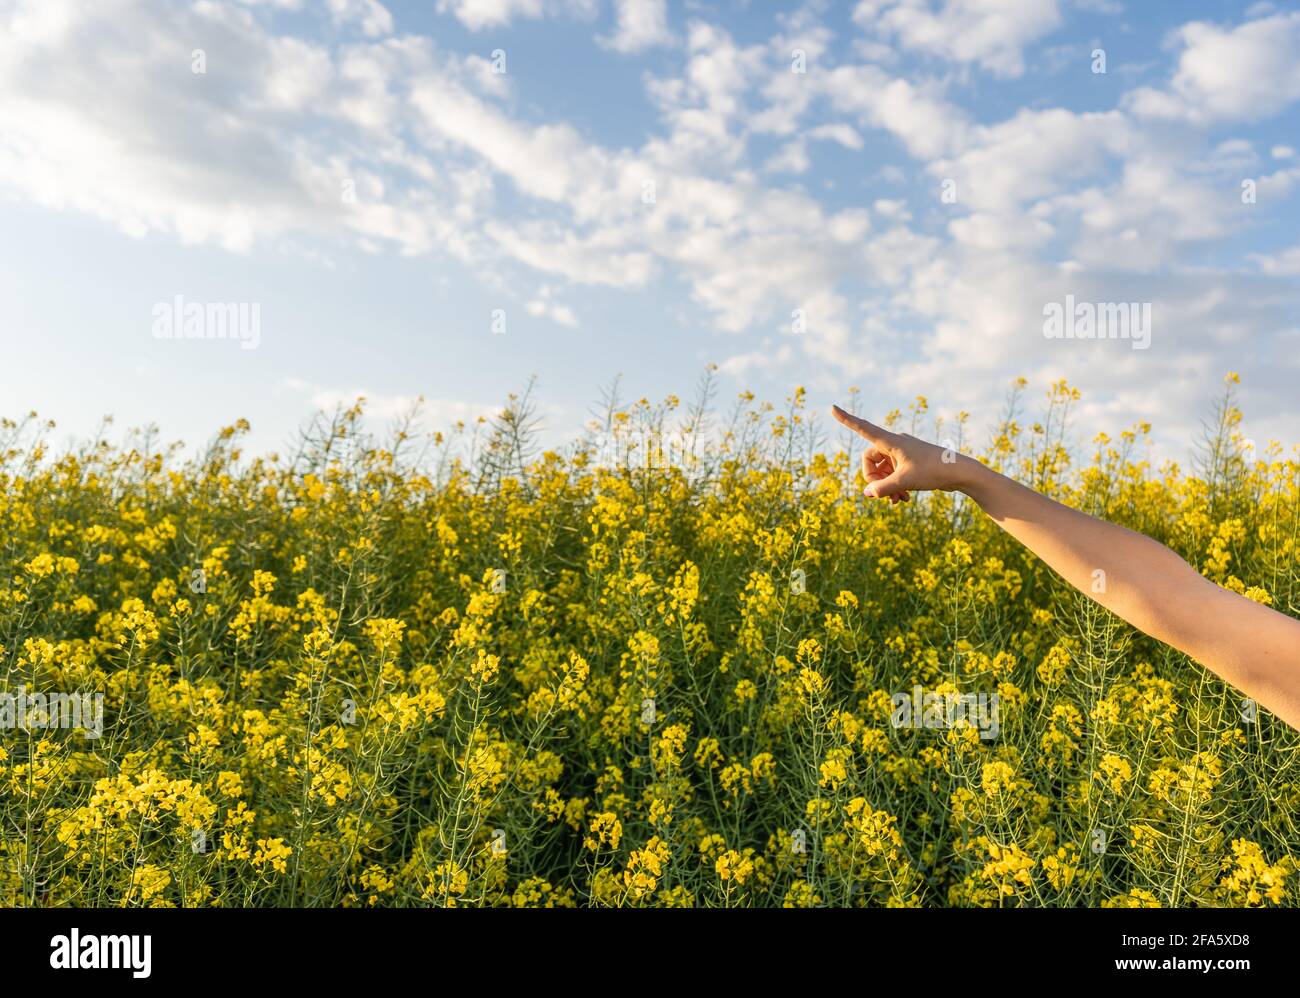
[2,373,1298,907]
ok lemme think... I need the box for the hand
[832,405,974,503]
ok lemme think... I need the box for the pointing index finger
[832,405,892,447]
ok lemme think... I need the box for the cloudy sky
[2,0,1298,459]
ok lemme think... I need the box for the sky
[1,0,1298,463]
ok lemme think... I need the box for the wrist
[949,454,994,500]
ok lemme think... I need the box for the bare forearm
[954,456,1300,723]
[954,457,1205,644]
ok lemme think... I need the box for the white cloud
[718,341,795,378]
[600,0,673,53]
[1125,12,1300,123]
[948,211,1053,252]
[257,37,334,111]
[1250,245,1300,276]
[435,0,597,31]
[679,20,767,116]
[1049,159,1239,269]
[0,0,495,258]
[821,64,969,158]
[6,0,1300,452]
[486,221,658,286]
[853,0,1063,78]
[873,198,911,222]
[1194,138,1258,178]
[325,0,394,37]
[642,22,768,169]
[932,108,1133,214]
[763,141,810,174]
[410,79,611,203]
[0,1,323,252]
[525,286,581,326]
[808,123,864,149]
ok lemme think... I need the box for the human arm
[832,404,1300,730]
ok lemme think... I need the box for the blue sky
[2,0,1298,461]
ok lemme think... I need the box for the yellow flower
[715,849,755,885]
[1219,839,1290,906]
[251,838,292,875]
[584,812,623,852]
[470,648,501,684]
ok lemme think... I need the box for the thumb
[865,469,908,499]
[833,405,893,448]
